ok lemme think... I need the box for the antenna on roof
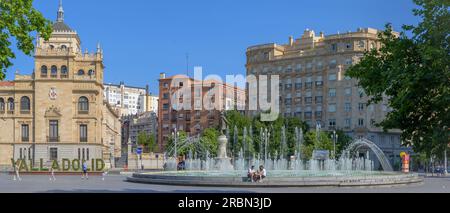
[186,53,189,77]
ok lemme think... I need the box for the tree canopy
[0,0,52,79]
[346,0,450,156]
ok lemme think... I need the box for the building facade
[246,28,410,164]
[158,73,246,151]
[0,2,121,169]
[129,111,158,150]
[104,82,147,116]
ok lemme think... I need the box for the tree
[200,128,220,157]
[137,131,155,153]
[301,131,334,159]
[346,0,450,157]
[0,0,53,80]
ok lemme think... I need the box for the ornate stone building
[0,2,121,169]
[246,28,411,165]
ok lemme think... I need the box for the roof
[52,22,74,32]
[0,82,15,87]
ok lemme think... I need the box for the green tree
[301,131,334,159]
[137,131,156,153]
[199,128,220,157]
[0,0,53,79]
[346,0,450,157]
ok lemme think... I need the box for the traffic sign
[136,147,143,155]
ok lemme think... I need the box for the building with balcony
[158,73,246,150]
[0,2,121,169]
[246,28,411,164]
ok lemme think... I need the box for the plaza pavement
[0,173,449,193]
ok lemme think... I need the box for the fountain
[128,115,422,187]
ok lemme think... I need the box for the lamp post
[445,148,448,176]
[332,131,338,159]
[172,128,179,161]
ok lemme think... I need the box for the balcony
[78,110,89,115]
[7,110,14,115]
[50,74,58,78]
[47,136,60,142]
[80,137,88,143]
[22,137,29,142]
[20,110,30,115]
[60,74,68,79]
[41,74,48,78]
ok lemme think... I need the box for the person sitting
[247,166,256,182]
[255,165,267,183]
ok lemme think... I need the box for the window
[345,88,352,96]
[295,64,302,72]
[41,65,48,77]
[358,103,365,111]
[358,119,364,127]
[51,65,57,77]
[316,62,323,70]
[88,70,95,76]
[78,148,81,159]
[315,96,323,104]
[163,104,169,110]
[78,97,89,113]
[329,60,337,69]
[20,96,30,112]
[78,69,85,76]
[345,103,352,112]
[163,93,169,99]
[7,98,14,112]
[50,148,58,161]
[49,120,59,142]
[87,148,90,160]
[329,119,336,128]
[328,104,337,113]
[61,45,67,50]
[304,112,312,119]
[346,43,352,49]
[328,88,336,97]
[345,119,351,128]
[0,98,4,112]
[163,83,169,88]
[358,41,365,48]
[306,63,313,71]
[21,124,29,142]
[331,44,337,52]
[305,97,313,104]
[61,66,68,77]
[329,74,337,81]
[345,59,353,65]
[80,125,88,142]
[49,45,55,50]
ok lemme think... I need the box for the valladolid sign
[11,159,106,172]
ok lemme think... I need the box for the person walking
[13,160,21,181]
[82,160,89,180]
[49,167,56,181]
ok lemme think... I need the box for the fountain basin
[127,171,423,187]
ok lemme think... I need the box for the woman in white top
[247,166,256,182]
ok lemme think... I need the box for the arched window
[78,96,89,112]
[51,65,57,77]
[61,45,67,50]
[78,69,85,76]
[49,45,55,50]
[20,97,30,112]
[7,98,14,111]
[61,66,68,77]
[88,70,95,76]
[0,98,5,112]
[41,65,48,77]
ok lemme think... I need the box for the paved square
[1,174,449,193]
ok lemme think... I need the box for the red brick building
[158,73,245,151]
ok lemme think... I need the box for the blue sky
[6,0,419,95]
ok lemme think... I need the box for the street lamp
[332,131,338,159]
[172,128,179,161]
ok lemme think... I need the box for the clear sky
[5,0,419,95]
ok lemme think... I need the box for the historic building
[246,28,411,166]
[158,73,246,151]
[0,2,121,169]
